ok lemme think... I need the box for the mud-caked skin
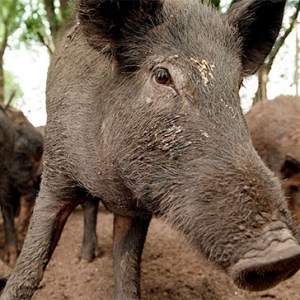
[245,95,300,225]
[2,0,300,299]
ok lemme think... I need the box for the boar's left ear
[226,0,286,76]
[280,155,300,179]
[77,0,163,49]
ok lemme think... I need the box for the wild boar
[0,104,43,267]
[5,107,44,241]
[2,1,300,299]
[0,107,17,267]
[245,95,300,224]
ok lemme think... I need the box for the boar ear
[77,0,163,49]
[226,0,286,76]
[280,155,300,179]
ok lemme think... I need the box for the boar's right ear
[226,0,286,76]
[77,0,163,50]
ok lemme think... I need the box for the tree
[4,70,23,106]
[0,0,72,105]
[2,0,299,107]
[21,0,72,54]
[44,0,72,50]
[202,0,235,11]
[0,0,26,103]
[203,0,221,8]
[254,0,300,103]
[203,1,300,104]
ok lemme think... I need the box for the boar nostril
[242,267,298,291]
[231,239,300,291]
[244,269,279,288]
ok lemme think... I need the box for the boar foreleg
[113,214,151,300]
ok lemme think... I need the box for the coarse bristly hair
[76,0,286,77]
[68,2,293,270]
[2,1,299,299]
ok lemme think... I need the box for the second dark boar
[5,107,44,240]
[245,95,300,224]
[2,1,300,299]
[0,107,17,267]
[0,105,43,267]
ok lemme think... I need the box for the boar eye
[153,68,172,86]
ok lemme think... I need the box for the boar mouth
[230,238,300,291]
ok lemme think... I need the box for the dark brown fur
[4,106,44,264]
[245,95,300,224]
[35,125,99,262]
[0,107,17,267]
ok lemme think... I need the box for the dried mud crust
[0,206,299,300]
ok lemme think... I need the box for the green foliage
[21,10,48,44]
[210,0,221,8]
[61,0,73,20]
[0,0,51,50]
[202,0,221,8]
[12,0,50,49]
[0,0,25,49]
[4,70,24,106]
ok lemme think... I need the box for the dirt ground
[0,205,300,300]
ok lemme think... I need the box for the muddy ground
[0,204,299,300]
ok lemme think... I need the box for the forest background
[1,0,300,126]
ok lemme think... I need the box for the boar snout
[230,222,300,291]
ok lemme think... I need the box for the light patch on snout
[190,58,215,86]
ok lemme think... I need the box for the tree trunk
[0,23,9,104]
[56,0,74,45]
[252,1,300,105]
[44,0,59,50]
[253,67,268,104]
[43,0,73,52]
[295,20,299,96]
[0,54,4,104]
